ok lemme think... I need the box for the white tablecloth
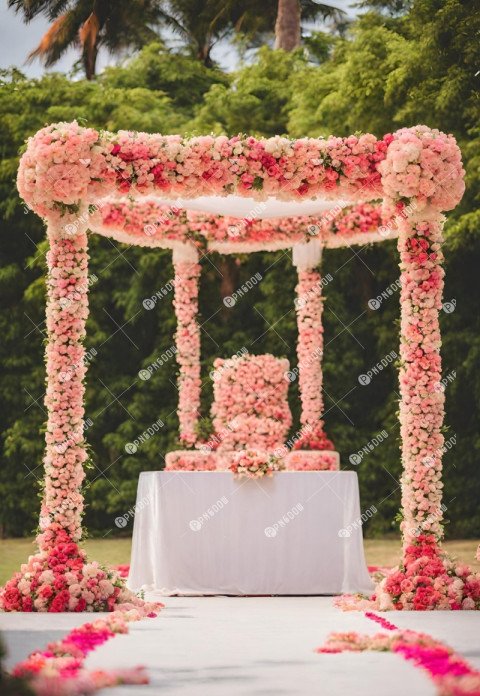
[128,471,374,596]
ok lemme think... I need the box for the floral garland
[173,260,202,446]
[211,354,292,452]
[93,200,387,250]
[330,202,384,236]
[11,604,161,695]
[317,612,480,695]
[18,123,395,224]
[229,449,284,479]
[293,269,334,451]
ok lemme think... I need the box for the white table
[128,471,374,596]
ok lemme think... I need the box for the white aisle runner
[128,471,374,595]
[88,597,440,696]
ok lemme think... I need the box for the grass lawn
[0,537,478,586]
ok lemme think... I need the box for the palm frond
[27,12,79,66]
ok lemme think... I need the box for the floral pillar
[377,126,465,559]
[396,211,446,549]
[39,225,90,550]
[292,239,334,450]
[172,243,202,447]
[370,128,479,612]
[0,222,152,612]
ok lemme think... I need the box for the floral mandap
[2,121,479,626]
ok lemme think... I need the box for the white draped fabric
[152,194,352,219]
[128,471,374,596]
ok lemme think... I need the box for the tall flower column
[370,127,480,612]
[291,239,334,450]
[39,225,90,550]
[397,211,446,548]
[0,221,155,612]
[172,243,202,446]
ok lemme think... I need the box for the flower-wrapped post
[173,245,202,446]
[377,127,466,558]
[292,241,334,451]
[368,127,480,611]
[40,228,90,549]
[0,223,159,612]
[397,213,446,547]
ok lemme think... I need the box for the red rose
[75,598,87,612]
[49,590,70,612]
[39,585,53,599]
[22,596,34,611]
[2,587,21,610]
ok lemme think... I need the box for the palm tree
[152,1,345,66]
[153,0,242,67]
[274,0,345,50]
[8,0,165,79]
[274,0,302,50]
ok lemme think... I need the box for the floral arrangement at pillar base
[229,449,284,479]
[376,534,480,611]
[335,534,480,612]
[0,528,156,613]
[284,450,339,471]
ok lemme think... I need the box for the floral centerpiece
[211,353,292,452]
[228,449,284,479]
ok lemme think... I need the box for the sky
[0,0,357,78]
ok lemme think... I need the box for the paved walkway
[1,597,479,695]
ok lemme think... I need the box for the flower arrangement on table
[228,449,284,479]
[285,450,339,471]
[211,353,292,452]
[165,450,218,471]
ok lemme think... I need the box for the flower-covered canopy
[19,122,464,251]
